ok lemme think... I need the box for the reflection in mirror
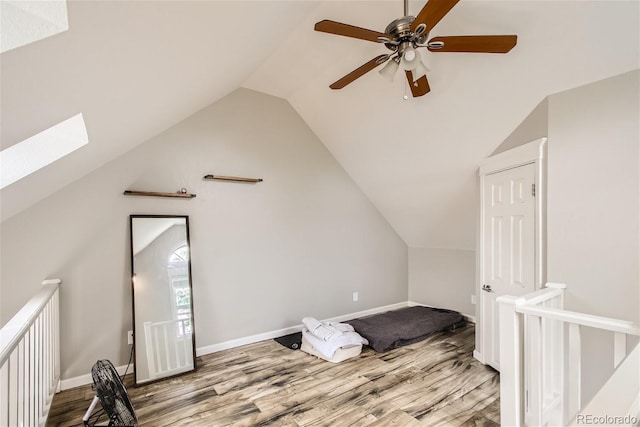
[130,215,196,385]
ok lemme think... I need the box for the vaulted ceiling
[2,1,638,250]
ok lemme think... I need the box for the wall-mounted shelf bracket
[123,190,196,199]
[203,174,263,183]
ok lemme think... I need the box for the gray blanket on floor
[346,306,464,352]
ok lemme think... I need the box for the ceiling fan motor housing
[383,16,428,52]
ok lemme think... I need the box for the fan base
[383,16,427,50]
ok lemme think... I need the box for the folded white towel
[302,317,335,341]
[302,317,358,341]
[301,317,368,358]
[326,322,355,333]
[302,328,368,359]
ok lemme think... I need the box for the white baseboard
[473,350,484,364]
[195,301,408,356]
[58,302,408,390]
[59,300,472,390]
[60,363,131,391]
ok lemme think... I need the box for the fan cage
[84,360,138,427]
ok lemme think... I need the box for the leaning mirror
[130,215,196,385]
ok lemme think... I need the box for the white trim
[196,302,408,356]
[476,137,547,366]
[0,282,60,365]
[60,364,131,391]
[517,305,639,336]
[195,325,304,356]
[479,137,547,176]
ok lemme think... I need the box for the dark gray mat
[274,331,302,350]
[347,306,464,352]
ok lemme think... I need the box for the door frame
[474,137,548,365]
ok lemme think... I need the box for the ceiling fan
[314,0,517,97]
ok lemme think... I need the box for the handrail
[517,305,640,336]
[519,287,564,306]
[1,278,61,427]
[0,279,60,366]
[497,282,566,308]
[499,281,639,426]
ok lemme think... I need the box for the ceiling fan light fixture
[378,57,400,82]
[404,49,416,62]
[412,60,429,82]
[400,47,420,71]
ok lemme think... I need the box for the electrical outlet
[471,295,476,305]
[127,330,134,345]
[353,292,359,302]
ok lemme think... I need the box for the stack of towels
[301,317,368,360]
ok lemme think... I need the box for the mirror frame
[129,214,197,385]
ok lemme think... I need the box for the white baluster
[29,325,35,426]
[162,324,171,373]
[144,322,157,380]
[567,323,581,421]
[613,333,626,369]
[498,295,525,427]
[1,361,8,426]
[174,322,181,369]
[528,314,543,426]
[183,321,190,369]
[18,340,24,427]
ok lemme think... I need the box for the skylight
[1,0,69,53]
[0,113,88,189]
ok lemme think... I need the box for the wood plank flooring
[46,324,499,426]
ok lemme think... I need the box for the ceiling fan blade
[330,55,390,89]
[315,20,393,43]
[428,35,517,53]
[411,0,460,33]
[405,71,431,97]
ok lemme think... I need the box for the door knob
[482,284,494,292]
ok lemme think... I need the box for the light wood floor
[46,324,499,426]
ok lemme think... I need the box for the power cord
[121,343,134,382]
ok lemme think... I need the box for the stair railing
[0,279,61,427]
[498,282,639,426]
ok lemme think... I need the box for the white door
[482,162,536,371]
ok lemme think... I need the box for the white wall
[0,88,408,379]
[475,70,638,403]
[408,248,475,318]
[491,98,548,156]
[547,70,639,404]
